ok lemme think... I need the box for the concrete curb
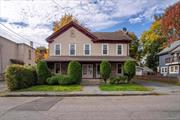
[0,91,164,97]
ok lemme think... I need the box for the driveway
[136,80,180,94]
[0,95,179,120]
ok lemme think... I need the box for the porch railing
[165,56,180,64]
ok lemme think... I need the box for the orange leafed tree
[161,2,180,41]
[53,14,79,32]
[35,47,48,63]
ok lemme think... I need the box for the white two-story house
[45,21,134,79]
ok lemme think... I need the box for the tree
[35,47,48,63]
[67,61,82,84]
[36,60,51,85]
[100,61,111,84]
[128,32,141,61]
[161,2,180,42]
[123,60,135,82]
[53,14,79,32]
[140,20,167,71]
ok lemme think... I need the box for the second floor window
[54,44,61,55]
[117,44,122,55]
[84,44,91,55]
[69,44,76,56]
[102,44,108,55]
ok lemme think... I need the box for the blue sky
[0,0,179,47]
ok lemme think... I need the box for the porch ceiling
[45,56,135,62]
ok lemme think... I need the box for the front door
[96,64,101,78]
[82,64,93,78]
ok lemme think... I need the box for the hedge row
[5,64,37,91]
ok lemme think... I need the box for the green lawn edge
[99,83,152,91]
[18,85,82,92]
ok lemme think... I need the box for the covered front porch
[45,56,134,79]
[47,61,124,79]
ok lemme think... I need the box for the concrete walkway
[82,85,101,93]
[136,80,180,94]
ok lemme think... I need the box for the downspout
[0,44,3,75]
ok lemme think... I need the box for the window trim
[54,43,61,56]
[161,67,167,74]
[101,44,109,55]
[169,65,179,74]
[116,44,123,55]
[116,63,123,75]
[83,43,91,56]
[69,43,76,56]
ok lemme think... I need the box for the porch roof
[45,56,135,62]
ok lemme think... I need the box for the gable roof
[46,21,131,43]
[157,40,180,55]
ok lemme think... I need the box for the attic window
[70,30,75,37]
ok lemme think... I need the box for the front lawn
[100,83,152,91]
[18,85,82,92]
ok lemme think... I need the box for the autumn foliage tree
[161,2,180,42]
[53,14,79,32]
[35,47,48,63]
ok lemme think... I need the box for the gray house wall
[0,36,35,75]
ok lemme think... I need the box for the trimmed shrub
[109,76,128,84]
[46,76,59,85]
[58,75,73,85]
[100,60,111,84]
[5,64,37,91]
[67,61,82,84]
[36,60,51,85]
[123,60,136,82]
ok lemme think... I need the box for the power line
[0,23,47,46]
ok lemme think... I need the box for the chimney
[30,41,33,48]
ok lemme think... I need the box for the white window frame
[161,67,167,74]
[83,43,91,56]
[69,43,76,56]
[169,65,179,74]
[101,44,109,55]
[116,44,123,55]
[54,43,61,56]
[116,63,123,75]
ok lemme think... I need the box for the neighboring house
[0,30,35,76]
[136,66,154,76]
[45,21,134,79]
[158,40,180,77]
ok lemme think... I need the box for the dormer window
[54,44,61,56]
[69,43,76,56]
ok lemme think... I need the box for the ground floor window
[169,65,179,74]
[161,67,167,74]
[116,63,122,75]
[54,63,61,74]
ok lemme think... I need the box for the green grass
[18,85,82,92]
[100,83,152,91]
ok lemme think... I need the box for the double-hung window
[69,43,76,56]
[54,44,61,56]
[84,44,91,55]
[102,44,108,55]
[117,44,123,55]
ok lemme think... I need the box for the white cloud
[0,0,179,47]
